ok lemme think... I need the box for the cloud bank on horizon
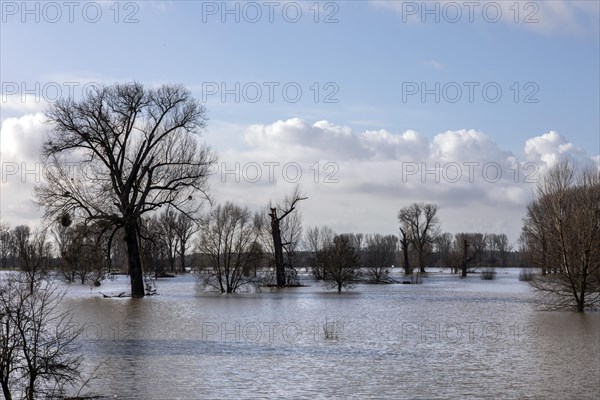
[2,112,597,243]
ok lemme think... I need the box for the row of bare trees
[16,82,600,310]
[0,224,53,290]
[305,229,397,286]
[138,207,199,278]
[434,232,512,276]
[194,188,306,293]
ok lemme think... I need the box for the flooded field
[60,269,599,399]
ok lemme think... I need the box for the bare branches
[0,275,88,399]
[521,160,600,312]
[398,202,440,273]
[197,203,263,293]
[268,186,307,286]
[363,234,398,283]
[37,82,216,297]
[320,234,362,292]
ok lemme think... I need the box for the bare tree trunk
[125,222,145,298]
[270,208,286,287]
[180,242,187,274]
[418,250,426,274]
[401,241,411,275]
[461,239,468,278]
[399,227,412,275]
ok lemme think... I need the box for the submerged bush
[481,267,497,280]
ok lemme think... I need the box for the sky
[1,0,599,245]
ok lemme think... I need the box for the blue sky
[1,1,599,243]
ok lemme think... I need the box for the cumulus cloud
[2,114,598,243]
[0,113,48,227]
[1,113,47,162]
[523,131,588,168]
[210,118,598,242]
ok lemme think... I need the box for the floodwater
[59,269,599,399]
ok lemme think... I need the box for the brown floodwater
[61,269,599,399]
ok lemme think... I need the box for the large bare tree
[398,203,439,273]
[521,160,600,312]
[454,232,487,277]
[268,186,307,286]
[398,224,412,275]
[36,83,216,297]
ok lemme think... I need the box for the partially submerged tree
[268,186,307,286]
[398,203,439,273]
[0,275,87,399]
[486,233,511,268]
[173,211,198,273]
[54,222,107,284]
[455,232,487,277]
[434,232,454,270]
[521,160,600,312]
[36,83,216,297]
[304,225,335,280]
[139,216,169,279]
[363,234,397,283]
[321,234,361,292]
[158,207,179,274]
[10,226,52,292]
[0,222,11,270]
[398,224,412,275]
[197,202,263,293]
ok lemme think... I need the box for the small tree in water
[197,202,263,293]
[321,234,362,292]
[521,160,600,312]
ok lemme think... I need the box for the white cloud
[1,95,49,114]
[1,113,47,161]
[210,118,598,243]
[1,115,597,244]
[0,113,47,228]
[523,131,588,168]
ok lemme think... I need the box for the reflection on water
[60,270,599,399]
